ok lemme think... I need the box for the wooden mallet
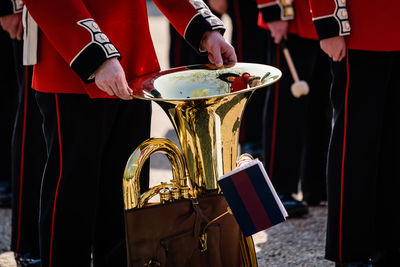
[281,39,309,98]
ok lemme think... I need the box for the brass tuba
[123,63,281,267]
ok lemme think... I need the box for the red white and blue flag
[218,159,288,237]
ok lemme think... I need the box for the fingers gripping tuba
[123,63,281,267]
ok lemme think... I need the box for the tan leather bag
[124,194,243,267]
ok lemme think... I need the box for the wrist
[91,57,120,80]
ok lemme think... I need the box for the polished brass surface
[159,186,171,204]
[123,138,186,209]
[170,187,180,200]
[180,186,190,199]
[123,63,281,209]
[155,92,252,193]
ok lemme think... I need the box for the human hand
[267,20,288,44]
[94,57,133,100]
[0,13,23,40]
[320,36,346,62]
[208,0,228,15]
[201,30,237,68]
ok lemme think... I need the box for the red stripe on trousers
[268,45,281,179]
[15,66,29,252]
[49,94,63,267]
[339,50,350,262]
[230,171,272,231]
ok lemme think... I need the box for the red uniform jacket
[256,0,318,40]
[308,0,400,51]
[22,0,225,98]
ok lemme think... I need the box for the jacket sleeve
[154,0,225,53]
[0,0,23,16]
[256,0,295,22]
[23,0,121,83]
[308,0,350,39]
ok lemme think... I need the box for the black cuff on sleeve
[260,5,281,22]
[314,17,341,40]
[184,14,225,54]
[0,0,16,16]
[71,18,121,83]
[70,43,121,83]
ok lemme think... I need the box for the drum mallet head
[290,80,309,98]
[281,39,309,98]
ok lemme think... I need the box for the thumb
[210,47,223,67]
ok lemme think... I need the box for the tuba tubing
[123,138,187,210]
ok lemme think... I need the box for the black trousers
[228,0,269,148]
[10,40,46,259]
[325,50,399,263]
[0,29,18,204]
[263,34,332,200]
[34,92,151,267]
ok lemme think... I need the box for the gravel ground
[253,206,334,267]
[0,206,334,267]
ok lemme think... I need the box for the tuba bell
[123,63,281,267]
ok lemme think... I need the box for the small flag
[218,159,288,237]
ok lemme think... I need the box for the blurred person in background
[308,0,399,266]
[1,1,46,266]
[257,0,332,217]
